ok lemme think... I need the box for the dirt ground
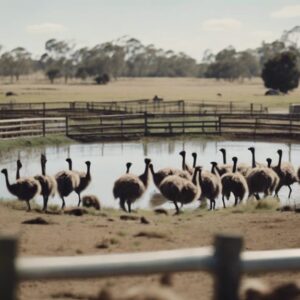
[0,202,299,300]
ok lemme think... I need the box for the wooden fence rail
[1,113,300,141]
[67,112,300,141]
[0,100,268,119]
[0,117,66,139]
[1,235,300,300]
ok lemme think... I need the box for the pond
[0,138,299,210]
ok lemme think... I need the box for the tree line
[0,35,299,85]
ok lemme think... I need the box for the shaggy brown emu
[220,157,248,208]
[159,166,201,214]
[55,159,80,209]
[1,165,41,211]
[66,158,92,206]
[113,158,151,213]
[34,154,57,211]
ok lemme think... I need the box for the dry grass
[0,77,299,110]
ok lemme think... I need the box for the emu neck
[190,168,198,185]
[139,163,150,188]
[126,165,131,174]
[67,160,72,171]
[251,150,256,168]
[41,160,46,176]
[3,172,13,194]
[86,164,91,179]
[222,150,226,164]
[16,166,20,180]
[149,165,155,177]
[277,152,282,169]
[232,160,237,173]
[192,155,197,168]
[267,160,271,168]
[181,154,186,171]
[213,165,221,179]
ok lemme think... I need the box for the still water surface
[0,138,300,209]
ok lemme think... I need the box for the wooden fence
[0,117,66,139]
[1,113,300,141]
[0,99,268,118]
[1,235,299,300]
[67,112,300,141]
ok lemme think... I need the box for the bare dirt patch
[0,202,299,300]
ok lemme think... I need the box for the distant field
[0,76,299,110]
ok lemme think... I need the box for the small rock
[120,215,139,221]
[160,273,173,286]
[140,216,150,224]
[96,242,109,249]
[82,195,101,210]
[22,217,49,225]
[154,208,168,215]
[64,207,88,216]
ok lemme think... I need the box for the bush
[95,73,110,85]
[262,51,300,94]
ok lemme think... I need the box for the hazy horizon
[0,0,300,61]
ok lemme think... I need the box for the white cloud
[271,5,300,18]
[26,23,67,34]
[202,18,242,32]
[250,30,277,40]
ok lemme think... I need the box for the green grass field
[0,76,299,111]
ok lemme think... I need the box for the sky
[0,0,299,61]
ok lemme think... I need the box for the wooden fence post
[144,112,148,136]
[0,237,18,300]
[213,235,243,300]
[250,103,253,115]
[181,100,185,115]
[42,119,46,137]
[43,102,46,117]
[65,116,69,136]
[121,119,124,137]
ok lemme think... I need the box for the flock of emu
[1,147,299,214]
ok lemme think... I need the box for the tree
[205,47,242,81]
[46,68,60,84]
[40,39,75,83]
[237,50,260,79]
[10,47,32,81]
[262,51,300,93]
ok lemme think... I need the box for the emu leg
[61,197,66,209]
[26,200,31,212]
[42,195,48,211]
[119,198,127,212]
[212,199,216,210]
[275,184,282,197]
[288,185,292,199]
[173,201,180,215]
[234,196,238,206]
[127,201,132,213]
[77,193,81,207]
[222,195,226,209]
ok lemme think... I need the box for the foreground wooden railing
[1,235,299,300]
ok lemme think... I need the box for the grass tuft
[0,135,73,152]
